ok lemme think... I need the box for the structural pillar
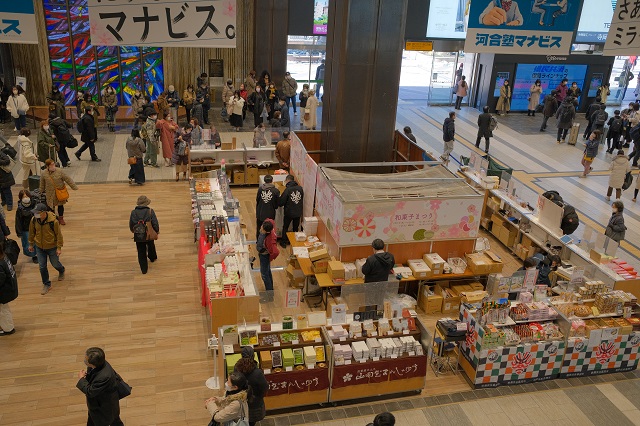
[321,0,408,163]
[253,0,288,87]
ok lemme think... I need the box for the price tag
[339,337,346,342]
[307,364,315,369]
[371,332,378,337]
[359,359,367,363]
[285,366,293,372]
[273,342,280,347]
[314,337,322,343]
[402,330,410,335]
[345,359,352,365]
[387,331,395,336]
[264,369,271,374]
[391,354,398,359]
[355,333,362,338]
[408,352,416,357]
[456,323,468,332]
[372,357,380,361]
[292,340,299,345]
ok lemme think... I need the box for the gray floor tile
[343,407,361,418]
[316,411,333,422]
[510,385,526,394]
[424,396,439,407]
[555,379,572,388]
[302,413,319,423]
[435,394,453,405]
[450,392,465,403]
[423,404,474,426]
[358,405,374,416]
[521,383,537,393]
[330,409,346,419]
[498,386,514,395]
[474,389,489,399]
[411,397,428,408]
[287,414,305,425]
[564,385,635,426]
[579,377,594,385]
[567,378,583,387]
[545,380,560,390]
[258,419,275,426]
[273,416,290,426]
[623,371,637,379]
[485,387,501,397]
[533,381,549,391]
[370,403,387,414]
[397,399,414,410]
[384,401,401,412]
[460,391,478,400]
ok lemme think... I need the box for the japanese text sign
[88,0,236,48]
[265,367,329,396]
[0,1,38,45]
[331,355,427,388]
[604,0,640,55]
[464,0,580,55]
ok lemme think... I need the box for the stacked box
[292,348,305,365]
[294,232,307,242]
[303,217,318,236]
[377,319,391,335]
[282,348,295,367]
[349,321,363,338]
[314,346,326,362]
[399,336,417,353]
[352,341,370,361]
[423,253,445,275]
[333,344,353,363]
[327,261,346,279]
[328,325,348,340]
[303,346,316,364]
[366,338,382,358]
[271,350,283,368]
[313,258,329,273]
[309,248,330,262]
[260,351,273,370]
[407,259,432,278]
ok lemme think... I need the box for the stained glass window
[43,0,164,106]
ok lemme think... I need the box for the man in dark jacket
[555,97,576,143]
[256,175,280,239]
[278,174,303,247]
[129,195,159,274]
[0,150,14,211]
[0,239,18,336]
[540,90,558,132]
[49,114,72,168]
[141,96,157,122]
[476,106,492,153]
[361,239,395,283]
[75,108,101,162]
[234,346,269,424]
[196,81,210,124]
[583,97,602,139]
[441,111,456,163]
[76,347,124,426]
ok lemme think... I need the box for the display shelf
[190,144,281,185]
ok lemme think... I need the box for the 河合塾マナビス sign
[0,1,38,45]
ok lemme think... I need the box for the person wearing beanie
[28,202,65,295]
[129,195,159,274]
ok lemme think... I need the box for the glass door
[428,52,459,105]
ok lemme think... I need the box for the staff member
[361,239,395,283]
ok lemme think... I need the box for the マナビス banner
[604,0,640,56]
[464,0,580,55]
[0,1,38,45]
[88,0,236,48]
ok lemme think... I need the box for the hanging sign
[464,0,580,55]
[0,2,38,45]
[604,0,640,55]
[88,0,236,48]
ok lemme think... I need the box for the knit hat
[137,195,151,206]
[241,346,254,359]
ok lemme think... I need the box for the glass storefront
[286,35,326,97]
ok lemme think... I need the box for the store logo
[595,342,616,365]
[574,339,585,351]
[631,335,640,347]
[511,352,533,374]
[546,344,558,355]
[546,55,568,62]
[487,351,499,362]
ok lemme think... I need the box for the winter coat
[555,84,568,102]
[40,168,77,208]
[456,81,468,97]
[37,129,56,162]
[279,180,304,218]
[636,172,640,190]
[591,108,608,127]
[542,95,558,118]
[206,390,249,425]
[303,95,318,128]
[256,183,280,221]
[299,89,309,108]
[166,90,180,108]
[80,114,97,142]
[182,89,195,108]
[248,91,266,114]
[607,116,624,137]
[569,86,582,99]
[141,104,156,121]
[156,119,177,159]
[191,125,203,145]
[0,255,17,305]
[278,103,290,128]
[48,90,65,118]
[282,76,298,98]
[605,211,626,242]
[256,218,279,261]
[234,363,268,423]
[555,100,576,130]
[245,74,257,96]
[28,211,63,250]
[584,138,600,159]
[275,139,291,167]
[191,103,204,125]
[156,95,169,115]
[477,112,492,138]
[126,136,146,158]
[231,97,245,116]
[609,155,631,189]
[76,361,121,426]
[0,152,14,188]
[102,91,117,108]
[528,85,542,110]
[18,135,37,166]
[497,85,511,112]
[15,199,35,234]
[81,100,99,127]
[196,86,210,108]
[362,251,395,283]
[442,117,455,142]
[597,86,610,103]
[131,95,145,118]
[222,84,234,105]
[129,206,160,241]
[50,117,72,144]
[266,87,279,105]
[6,94,29,119]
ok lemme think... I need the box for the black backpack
[561,204,580,235]
[610,117,623,133]
[132,218,148,242]
[560,105,573,122]
[2,238,20,266]
[623,171,633,191]
[595,110,607,126]
[1,143,17,160]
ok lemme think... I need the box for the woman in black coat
[0,241,18,336]
[235,347,268,426]
[0,150,15,211]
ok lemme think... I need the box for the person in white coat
[303,89,319,130]
[18,128,37,190]
[6,86,29,131]
[607,150,631,201]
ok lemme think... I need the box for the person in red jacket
[256,219,279,301]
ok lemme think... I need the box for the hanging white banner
[0,1,38,45]
[604,0,640,56]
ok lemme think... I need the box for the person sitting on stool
[361,239,395,283]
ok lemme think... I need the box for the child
[581,130,601,178]
[298,84,309,126]
[256,219,279,301]
[606,110,624,154]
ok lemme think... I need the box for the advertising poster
[0,2,38,45]
[575,0,615,43]
[88,0,237,48]
[510,64,587,111]
[604,0,640,55]
[313,0,329,35]
[465,0,581,54]
[588,73,604,97]
[426,0,469,39]
[493,72,510,97]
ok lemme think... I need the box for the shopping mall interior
[2,1,640,425]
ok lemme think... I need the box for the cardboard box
[497,224,517,248]
[286,264,305,288]
[309,248,330,262]
[418,285,443,314]
[221,141,234,150]
[437,284,461,314]
[469,282,484,291]
[313,259,329,274]
[461,290,489,304]
[465,251,504,275]
[521,235,533,249]
[423,253,445,274]
[327,261,345,280]
[259,351,273,369]
[407,259,432,279]
[246,167,259,184]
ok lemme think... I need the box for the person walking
[245,70,257,97]
[583,97,602,139]
[131,89,146,129]
[476,106,492,153]
[234,347,269,426]
[607,150,630,201]
[196,80,211,125]
[0,240,17,337]
[555,97,576,144]
[362,239,395,283]
[166,85,180,124]
[622,102,639,148]
[49,114,73,168]
[76,347,124,426]
[265,82,279,120]
[248,85,267,128]
[126,129,146,186]
[581,130,602,178]
[18,128,37,190]
[156,112,177,167]
[182,84,195,124]
[46,85,65,120]
[28,202,64,295]
[205,372,250,426]
[540,90,558,132]
[454,76,468,110]
[80,94,100,139]
[528,79,543,116]
[102,86,118,132]
[555,78,569,103]
[229,91,245,131]
[496,80,511,115]
[282,72,298,116]
[129,195,159,274]
[442,111,456,162]
[279,175,304,247]
[256,175,280,239]
[0,149,15,211]
[15,190,37,263]
[239,83,249,120]
[632,171,640,202]
[6,86,29,132]
[40,159,77,225]
[173,124,191,181]
[142,111,160,168]
[303,89,319,130]
[315,60,325,97]
[298,84,309,126]
[221,79,235,122]
[256,219,279,298]
[37,120,57,166]
[604,201,626,243]
[75,108,101,162]
[606,110,624,153]
[591,103,609,141]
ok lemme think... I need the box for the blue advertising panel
[510,64,587,111]
[464,0,581,54]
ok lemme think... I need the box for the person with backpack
[49,113,74,168]
[28,203,64,295]
[540,89,558,132]
[442,111,456,163]
[607,150,631,201]
[142,111,160,168]
[476,106,493,153]
[605,200,626,243]
[605,110,624,154]
[591,105,608,141]
[75,107,101,162]
[621,102,638,148]
[17,128,36,191]
[555,96,575,144]
[15,190,36,263]
[583,97,602,139]
[581,130,602,178]
[0,240,18,336]
[129,195,159,275]
[39,159,77,225]
[278,175,304,247]
[256,219,279,299]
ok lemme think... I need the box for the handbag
[48,174,69,202]
[146,210,158,240]
[115,373,132,399]
[66,136,79,149]
[304,107,310,121]
[127,156,137,165]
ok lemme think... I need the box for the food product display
[280,332,299,344]
[301,330,321,342]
